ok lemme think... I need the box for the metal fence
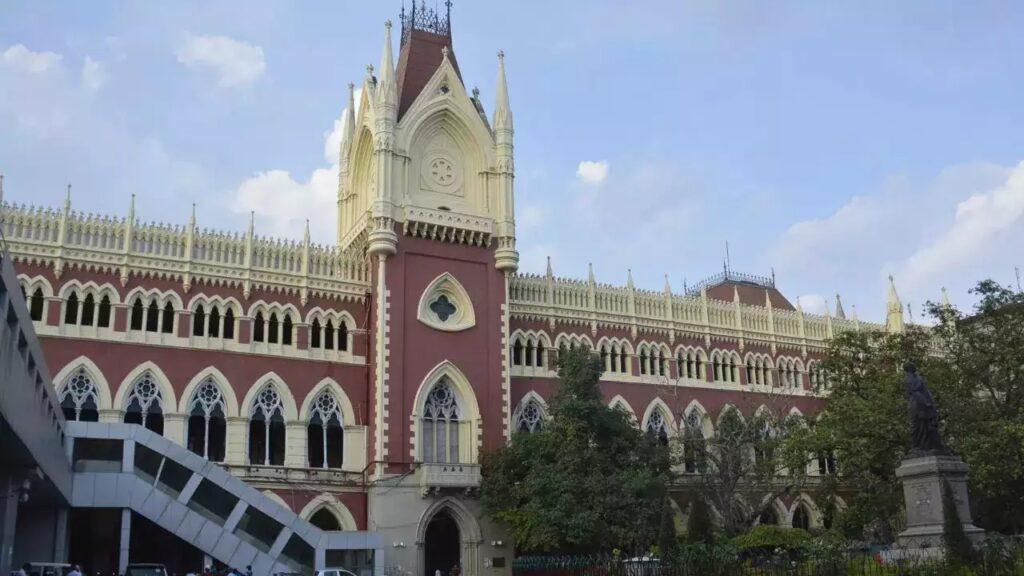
[512,550,1024,576]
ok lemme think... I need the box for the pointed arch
[261,490,291,511]
[641,397,677,433]
[53,356,112,410]
[412,361,481,463]
[788,493,822,530]
[298,494,358,532]
[177,367,239,417]
[607,394,637,422]
[512,391,548,433]
[113,362,176,412]
[300,378,357,426]
[417,272,476,332]
[241,372,299,420]
[716,403,746,427]
[682,399,715,439]
[414,496,483,543]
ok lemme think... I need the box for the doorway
[424,509,460,576]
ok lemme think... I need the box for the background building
[1,5,903,576]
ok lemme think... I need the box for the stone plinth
[896,455,984,549]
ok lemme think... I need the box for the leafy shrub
[731,524,813,554]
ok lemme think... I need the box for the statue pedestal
[896,455,984,550]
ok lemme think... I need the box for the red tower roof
[396,2,463,120]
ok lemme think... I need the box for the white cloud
[81,56,106,93]
[576,160,609,185]
[176,34,265,88]
[768,161,1021,319]
[796,294,828,315]
[230,94,365,241]
[899,161,1024,293]
[2,44,62,74]
[231,167,337,240]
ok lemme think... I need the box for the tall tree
[480,347,670,554]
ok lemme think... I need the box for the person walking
[68,565,83,576]
[14,563,30,576]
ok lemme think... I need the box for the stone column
[284,421,307,468]
[118,508,132,574]
[53,508,69,562]
[225,417,249,465]
[0,474,20,574]
[164,413,187,446]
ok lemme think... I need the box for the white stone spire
[545,256,553,278]
[64,183,72,212]
[588,262,595,284]
[886,275,905,333]
[941,287,952,308]
[493,50,513,132]
[377,20,397,112]
[340,83,356,169]
[834,293,846,319]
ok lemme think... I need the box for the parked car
[124,564,169,576]
[22,563,72,576]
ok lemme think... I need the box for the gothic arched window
[421,378,461,464]
[59,368,100,422]
[645,410,670,445]
[683,411,706,473]
[249,384,285,466]
[187,378,227,461]
[337,320,348,351]
[268,313,279,344]
[124,372,164,435]
[325,320,335,350]
[64,292,79,325]
[97,295,111,327]
[307,390,344,469]
[28,288,45,321]
[80,294,96,326]
[193,304,206,336]
[161,302,174,333]
[208,306,221,338]
[311,318,322,349]
[792,504,810,531]
[130,298,144,330]
[514,399,543,433]
[223,308,235,339]
[282,314,293,345]
[253,311,265,342]
[145,301,159,332]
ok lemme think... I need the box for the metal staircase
[66,421,381,576]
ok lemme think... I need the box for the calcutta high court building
[1,4,909,576]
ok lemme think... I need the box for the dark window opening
[253,312,265,342]
[161,302,174,333]
[64,292,79,324]
[81,294,95,326]
[192,304,206,336]
[311,319,321,348]
[130,299,144,330]
[29,288,44,321]
[325,320,335,349]
[208,306,220,338]
[145,301,159,332]
[97,295,111,327]
[267,313,279,344]
[223,308,235,339]
[282,314,293,345]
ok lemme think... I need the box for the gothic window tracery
[514,398,544,433]
[123,371,164,434]
[307,390,344,469]
[249,383,286,466]
[421,377,461,463]
[187,377,226,461]
[683,411,707,473]
[645,409,670,445]
[59,367,100,422]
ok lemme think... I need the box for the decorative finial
[497,49,505,61]
[366,63,374,76]
[441,45,449,60]
[941,287,952,308]
[385,19,392,30]
[472,87,480,99]
[588,262,595,283]
[545,255,552,277]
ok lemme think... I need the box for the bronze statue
[904,362,949,456]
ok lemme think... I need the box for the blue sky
[2,1,1023,321]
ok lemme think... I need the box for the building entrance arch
[424,509,461,576]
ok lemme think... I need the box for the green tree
[926,280,1024,533]
[480,347,670,554]
[790,326,935,542]
[794,279,1024,540]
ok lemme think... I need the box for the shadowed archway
[424,509,460,576]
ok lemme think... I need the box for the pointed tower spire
[377,20,397,112]
[0,172,5,206]
[764,289,773,309]
[834,293,846,319]
[545,256,553,278]
[627,268,635,289]
[64,183,72,212]
[493,50,513,132]
[886,275,905,333]
[664,274,672,295]
[340,83,357,167]
[941,287,952,308]
[588,262,595,284]
[733,285,741,303]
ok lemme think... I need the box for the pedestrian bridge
[66,421,382,576]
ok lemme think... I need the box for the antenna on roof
[725,241,731,273]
